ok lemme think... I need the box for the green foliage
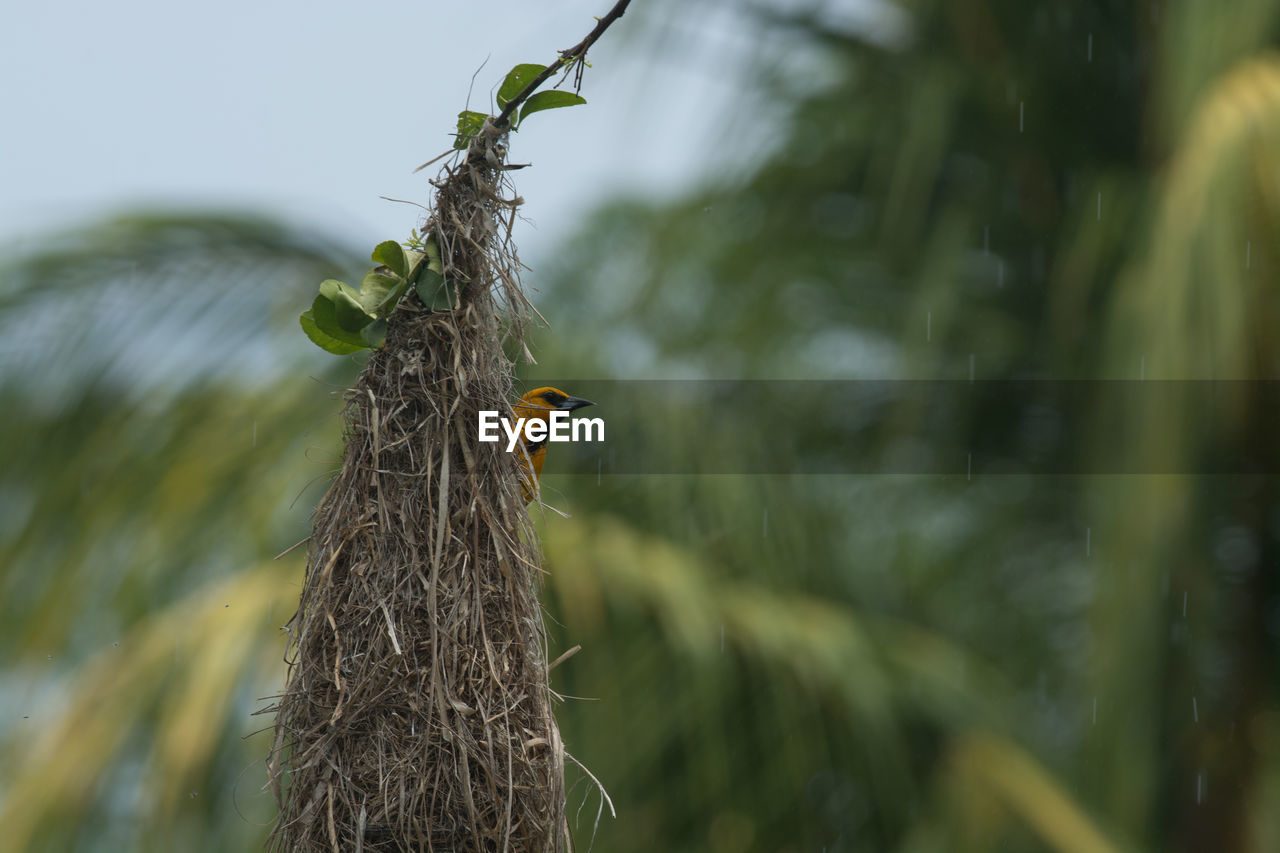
[519,89,587,124]
[299,235,444,354]
[412,228,458,310]
[496,63,546,108]
[453,62,586,149]
[454,109,489,150]
[300,283,375,354]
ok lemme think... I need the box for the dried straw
[267,119,566,852]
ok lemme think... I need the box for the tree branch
[493,0,634,128]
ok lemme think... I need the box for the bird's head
[514,386,595,421]
[512,386,594,503]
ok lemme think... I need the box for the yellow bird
[513,386,594,502]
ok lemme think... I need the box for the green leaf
[359,268,405,316]
[455,110,487,149]
[414,267,458,311]
[409,233,450,309]
[370,240,407,278]
[319,278,375,333]
[403,248,426,283]
[497,63,547,108]
[360,318,388,348]
[423,233,443,271]
[300,308,365,354]
[518,90,587,124]
[308,289,368,347]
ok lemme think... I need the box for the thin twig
[274,536,310,560]
[493,0,634,128]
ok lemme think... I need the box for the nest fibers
[267,121,573,852]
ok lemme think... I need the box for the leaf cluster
[454,62,587,150]
[302,59,586,356]
[299,234,454,354]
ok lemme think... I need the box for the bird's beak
[561,396,595,411]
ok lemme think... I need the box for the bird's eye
[542,391,565,406]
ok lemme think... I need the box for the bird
[513,386,594,502]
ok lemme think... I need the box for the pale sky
[0,0,778,266]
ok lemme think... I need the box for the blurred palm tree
[528,1,1280,851]
[3,1,1280,852]
[0,213,358,851]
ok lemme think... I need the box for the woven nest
[267,121,568,852]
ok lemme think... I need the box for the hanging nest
[266,119,567,851]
